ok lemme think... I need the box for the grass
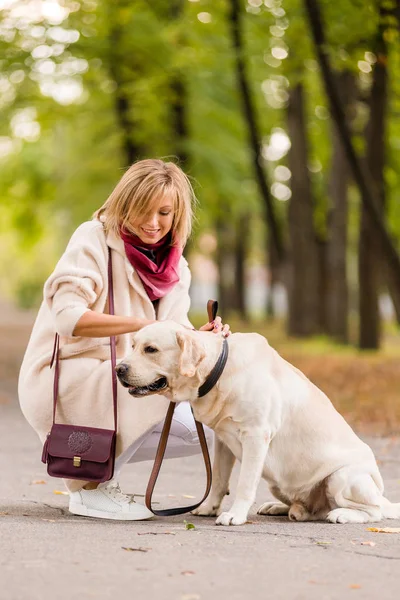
[190,313,400,436]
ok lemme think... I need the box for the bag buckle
[73,456,81,468]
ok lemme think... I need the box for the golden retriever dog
[116,321,400,526]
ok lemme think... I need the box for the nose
[115,363,129,378]
[145,213,158,228]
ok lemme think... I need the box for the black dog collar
[197,337,229,398]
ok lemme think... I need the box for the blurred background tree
[0,0,399,350]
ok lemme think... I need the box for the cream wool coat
[18,220,193,492]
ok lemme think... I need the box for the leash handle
[207,299,218,323]
[145,299,219,516]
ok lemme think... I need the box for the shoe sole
[69,502,154,521]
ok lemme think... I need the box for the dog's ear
[176,331,206,378]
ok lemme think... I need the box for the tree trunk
[235,212,250,320]
[108,12,141,165]
[358,5,389,349]
[228,0,285,263]
[216,217,237,314]
[303,0,400,302]
[287,84,320,336]
[326,71,356,343]
[169,0,189,166]
[387,275,400,323]
[266,235,280,319]
[317,237,328,332]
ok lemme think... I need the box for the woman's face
[131,195,174,244]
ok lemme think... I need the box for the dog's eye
[144,346,158,354]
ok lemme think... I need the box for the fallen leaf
[138,532,176,536]
[181,595,201,600]
[316,541,332,545]
[184,520,196,530]
[349,584,362,589]
[182,495,195,499]
[121,547,151,552]
[31,480,46,485]
[0,512,9,516]
[367,527,400,534]
[41,519,56,522]
[181,570,196,576]
[360,541,376,547]
[53,490,68,496]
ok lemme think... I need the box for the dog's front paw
[215,511,247,526]
[192,501,221,517]
[326,508,371,524]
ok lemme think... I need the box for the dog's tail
[380,496,400,519]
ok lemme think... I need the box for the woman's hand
[198,315,231,337]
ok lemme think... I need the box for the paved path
[1,309,400,600]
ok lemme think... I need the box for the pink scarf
[120,229,182,301]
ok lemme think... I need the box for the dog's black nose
[115,363,129,378]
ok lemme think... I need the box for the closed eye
[144,346,159,354]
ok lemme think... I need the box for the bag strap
[51,246,117,431]
[144,300,218,516]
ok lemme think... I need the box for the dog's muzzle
[115,364,168,396]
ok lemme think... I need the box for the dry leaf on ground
[31,480,46,485]
[137,531,175,536]
[181,571,196,576]
[316,541,332,545]
[182,494,195,499]
[53,490,68,495]
[121,547,151,552]
[360,541,376,547]
[349,584,362,589]
[367,527,400,534]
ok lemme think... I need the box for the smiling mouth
[126,377,168,397]
[141,228,160,235]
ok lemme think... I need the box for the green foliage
[0,0,399,307]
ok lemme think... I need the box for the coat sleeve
[43,223,107,337]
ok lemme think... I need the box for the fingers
[222,323,231,337]
[212,317,231,337]
[198,321,215,331]
[212,316,222,332]
[198,316,231,336]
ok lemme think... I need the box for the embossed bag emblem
[68,431,93,454]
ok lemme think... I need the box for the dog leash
[145,300,224,516]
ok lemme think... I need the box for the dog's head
[115,321,207,401]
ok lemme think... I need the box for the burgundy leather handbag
[41,247,117,482]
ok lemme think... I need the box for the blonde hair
[93,159,197,247]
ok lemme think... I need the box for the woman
[18,159,230,521]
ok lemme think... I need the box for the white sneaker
[69,480,154,521]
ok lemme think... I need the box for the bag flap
[47,424,115,463]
